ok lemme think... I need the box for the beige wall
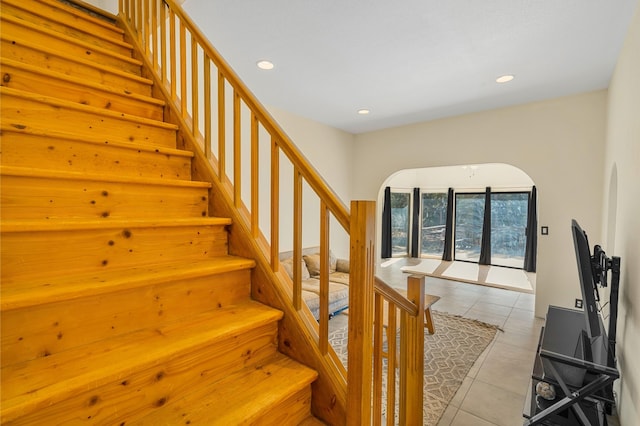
[267,106,355,258]
[352,91,608,318]
[603,7,640,424]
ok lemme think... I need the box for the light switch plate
[541,226,549,235]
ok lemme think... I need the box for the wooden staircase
[0,0,320,424]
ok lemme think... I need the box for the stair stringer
[117,15,348,426]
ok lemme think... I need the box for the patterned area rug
[329,311,499,425]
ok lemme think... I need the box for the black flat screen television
[571,219,601,340]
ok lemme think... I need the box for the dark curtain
[524,186,538,272]
[479,187,492,265]
[411,188,420,257]
[381,186,392,258]
[442,188,454,261]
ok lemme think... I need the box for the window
[454,193,485,263]
[421,192,447,257]
[491,192,529,268]
[390,191,411,256]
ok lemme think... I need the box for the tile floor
[371,257,620,426]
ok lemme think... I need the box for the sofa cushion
[281,257,310,280]
[303,251,337,276]
[328,271,349,285]
[336,258,350,273]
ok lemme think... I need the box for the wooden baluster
[204,56,211,158]
[159,1,167,84]
[233,91,241,207]
[191,38,199,137]
[135,0,142,41]
[270,137,280,271]
[217,71,225,181]
[399,275,425,425]
[143,0,150,55]
[373,293,384,425]
[169,9,176,100]
[292,168,303,311]
[179,21,187,117]
[347,200,376,425]
[387,303,397,426]
[319,202,330,354]
[250,114,259,237]
[151,0,158,71]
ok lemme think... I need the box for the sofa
[279,248,350,320]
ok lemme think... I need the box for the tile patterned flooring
[373,258,620,426]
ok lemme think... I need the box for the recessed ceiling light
[496,74,515,83]
[357,109,370,115]
[256,60,274,70]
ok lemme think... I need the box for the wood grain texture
[1,0,130,55]
[0,126,193,181]
[1,14,141,73]
[1,58,164,120]
[1,303,283,424]
[2,265,253,366]
[346,200,377,425]
[1,218,231,280]
[1,87,177,147]
[0,37,152,95]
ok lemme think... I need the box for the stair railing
[118,1,424,423]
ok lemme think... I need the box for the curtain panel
[442,188,454,261]
[381,186,392,258]
[524,186,538,272]
[411,187,420,257]
[479,187,492,265]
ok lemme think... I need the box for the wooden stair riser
[0,129,193,181]
[1,0,130,56]
[1,59,164,120]
[137,354,316,425]
[2,317,282,424]
[0,173,210,221]
[251,387,314,426]
[1,223,230,281]
[2,268,252,367]
[1,89,177,148]
[0,37,153,95]
[0,15,141,74]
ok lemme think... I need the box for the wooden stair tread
[0,57,165,107]
[26,0,122,35]
[1,256,256,311]
[1,86,176,131]
[138,353,318,425]
[1,0,130,52]
[1,302,284,418]
[0,165,210,189]
[0,33,153,87]
[0,14,140,68]
[0,124,193,159]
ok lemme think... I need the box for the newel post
[400,275,425,425]
[346,200,377,425]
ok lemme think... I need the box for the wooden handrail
[157,0,351,232]
[117,1,424,424]
[374,276,419,316]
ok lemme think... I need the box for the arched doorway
[377,163,537,293]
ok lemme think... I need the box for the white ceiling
[183,0,638,134]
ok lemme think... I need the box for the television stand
[523,306,619,425]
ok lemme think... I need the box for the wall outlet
[575,299,583,308]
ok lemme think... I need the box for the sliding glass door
[491,192,529,268]
[390,191,411,256]
[454,193,485,262]
[421,192,448,257]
